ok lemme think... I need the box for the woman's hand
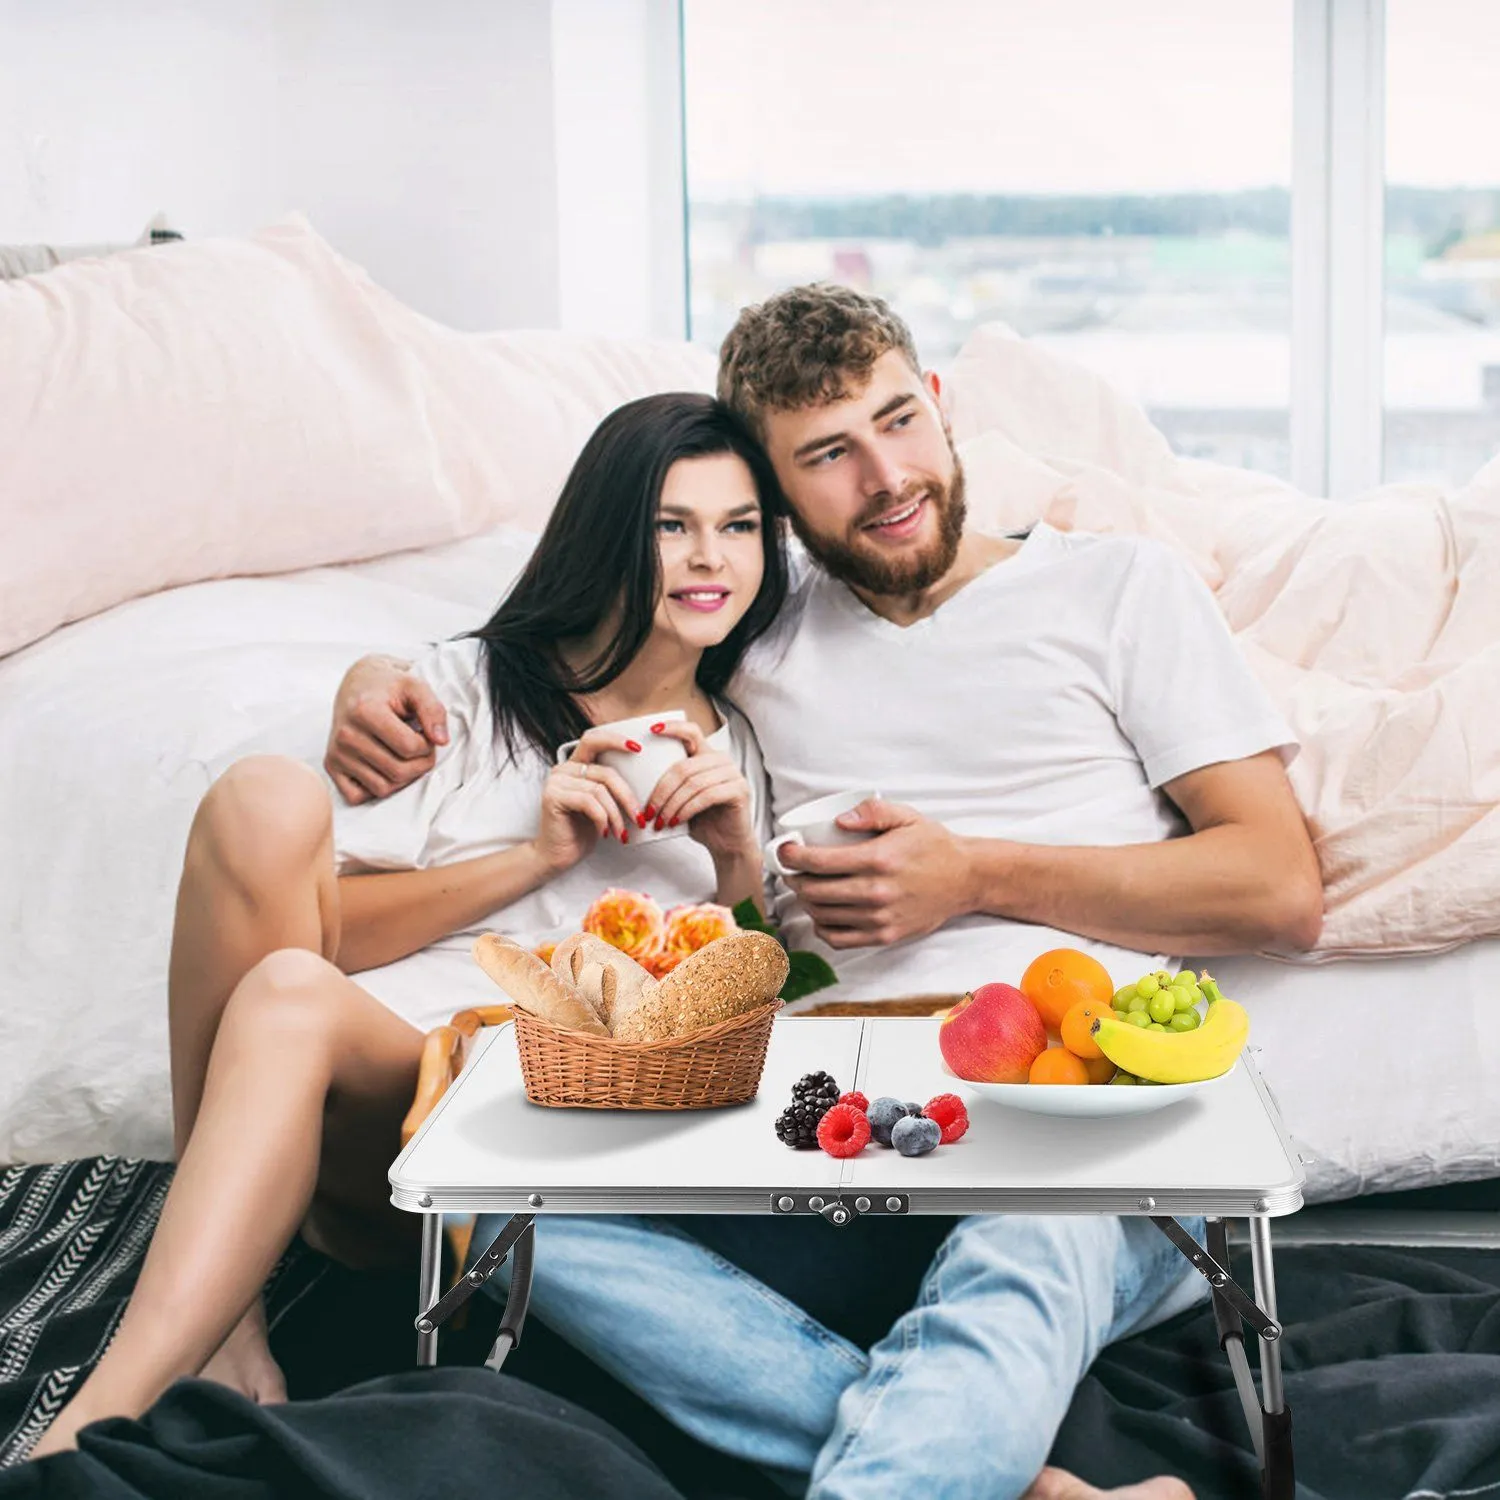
[645,722,759,868]
[529,728,645,875]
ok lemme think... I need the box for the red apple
[939,983,1047,1083]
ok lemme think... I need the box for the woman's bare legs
[30,756,424,1457]
[30,948,423,1456]
[166,755,343,1401]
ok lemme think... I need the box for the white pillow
[0,215,717,659]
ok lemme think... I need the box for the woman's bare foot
[1023,1468,1195,1500]
[198,1299,286,1404]
[26,1302,286,1462]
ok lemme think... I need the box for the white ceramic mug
[764,789,880,875]
[556,710,689,843]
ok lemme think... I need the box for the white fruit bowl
[942,1060,1238,1118]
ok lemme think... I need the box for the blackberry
[776,1072,840,1150]
[774,1103,822,1149]
[791,1071,840,1110]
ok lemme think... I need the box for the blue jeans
[472,1211,1208,1499]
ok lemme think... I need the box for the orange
[1020,948,1115,1031]
[1028,1046,1090,1085]
[1059,999,1111,1060]
[1080,1053,1118,1085]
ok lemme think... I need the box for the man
[327,284,1321,1499]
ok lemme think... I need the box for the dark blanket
[0,1369,684,1500]
[6,1160,1500,1498]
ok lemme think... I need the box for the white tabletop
[390,1017,1304,1218]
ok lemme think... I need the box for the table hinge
[1151,1215,1281,1342]
[769,1192,908,1224]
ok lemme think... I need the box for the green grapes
[1168,1011,1201,1032]
[1126,1011,1153,1029]
[1147,992,1177,1024]
[1113,985,1138,1007]
[1136,975,1160,999]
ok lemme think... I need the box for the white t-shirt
[728,524,1297,1004]
[331,638,765,1033]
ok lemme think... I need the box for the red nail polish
[635,813,647,829]
[668,817,679,828]
[625,739,642,753]
[653,817,664,831]
[643,805,656,821]
[620,829,629,843]
[649,722,665,734]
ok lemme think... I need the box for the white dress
[331,638,767,1033]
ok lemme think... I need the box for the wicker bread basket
[513,999,784,1109]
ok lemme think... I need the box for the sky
[684,0,1500,199]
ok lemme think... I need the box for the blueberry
[892,1116,942,1157]
[867,1097,908,1146]
[903,1101,924,1117]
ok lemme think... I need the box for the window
[1384,0,1500,486]
[683,0,1295,478]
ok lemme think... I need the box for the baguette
[550,932,657,1032]
[471,934,608,1035]
[613,930,788,1043]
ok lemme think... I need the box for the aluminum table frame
[392,1017,1304,1499]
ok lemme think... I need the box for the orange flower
[641,948,686,980]
[582,887,667,965]
[663,902,738,959]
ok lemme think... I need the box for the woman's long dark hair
[467,392,788,764]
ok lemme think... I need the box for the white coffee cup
[764,789,880,876]
[556,710,689,843]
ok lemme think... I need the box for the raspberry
[816,1103,871,1158]
[922,1093,970,1145]
[838,1091,870,1113]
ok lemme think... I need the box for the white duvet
[0,527,536,1166]
[2,517,1497,1204]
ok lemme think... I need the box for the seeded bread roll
[613,931,788,1043]
[550,932,658,1033]
[472,934,608,1035]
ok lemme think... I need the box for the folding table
[390,1015,1304,1498]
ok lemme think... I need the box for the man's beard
[789,447,968,597]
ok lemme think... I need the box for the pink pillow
[0,216,716,658]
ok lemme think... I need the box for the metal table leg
[1249,1215,1294,1500]
[484,1218,534,1371]
[414,1211,536,1368]
[1155,1215,1293,1500]
[416,1211,443,1367]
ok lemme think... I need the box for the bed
[2,517,1497,1226]
[4,218,1498,1491]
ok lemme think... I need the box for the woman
[30,392,788,1456]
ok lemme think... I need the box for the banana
[1091,975,1249,1084]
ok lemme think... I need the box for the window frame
[671,0,1394,497]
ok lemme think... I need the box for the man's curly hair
[716,283,922,440]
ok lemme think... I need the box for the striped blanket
[0,1158,314,1468]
